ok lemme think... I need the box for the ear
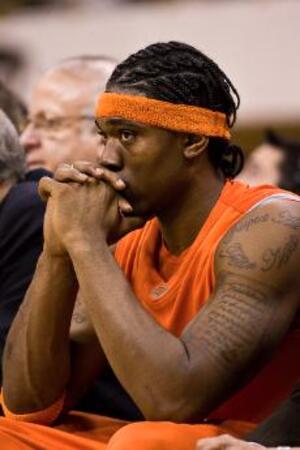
[183,134,209,160]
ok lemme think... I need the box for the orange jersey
[115,180,300,423]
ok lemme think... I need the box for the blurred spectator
[21,55,116,172]
[0,80,27,134]
[0,47,25,90]
[0,110,49,381]
[239,130,300,194]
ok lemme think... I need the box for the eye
[97,129,107,143]
[120,130,135,143]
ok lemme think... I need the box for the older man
[0,41,300,450]
[21,55,116,172]
[0,110,47,379]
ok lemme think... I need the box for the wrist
[67,237,109,259]
[41,247,72,266]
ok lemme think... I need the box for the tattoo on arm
[223,210,300,246]
[261,234,299,272]
[220,222,299,273]
[273,210,300,229]
[183,273,278,374]
[71,298,88,325]
[219,243,256,270]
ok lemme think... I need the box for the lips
[26,159,45,170]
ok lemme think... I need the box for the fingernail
[116,179,126,188]
[79,174,88,181]
[95,168,103,176]
[123,203,133,212]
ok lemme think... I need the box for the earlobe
[183,135,209,160]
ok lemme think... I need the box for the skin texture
[2,116,300,423]
[238,144,284,187]
[196,434,300,450]
[20,60,115,172]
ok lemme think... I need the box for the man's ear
[183,134,209,160]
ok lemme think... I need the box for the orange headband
[96,93,231,140]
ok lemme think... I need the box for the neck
[158,164,224,255]
[0,180,15,202]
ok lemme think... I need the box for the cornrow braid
[106,41,244,178]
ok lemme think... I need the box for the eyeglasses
[23,114,95,134]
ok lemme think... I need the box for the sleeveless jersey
[115,180,300,422]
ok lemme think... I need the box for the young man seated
[1,42,300,450]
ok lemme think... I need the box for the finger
[55,163,90,184]
[196,435,232,450]
[72,161,102,179]
[38,176,56,201]
[118,197,133,214]
[94,167,126,191]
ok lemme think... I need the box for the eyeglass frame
[22,114,96,134]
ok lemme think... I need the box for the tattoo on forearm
[219,242,257,270]
[71,298,87,325]
[261,234,299,272]
[183,274,276,372]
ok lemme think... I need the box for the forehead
[31,70,93,117]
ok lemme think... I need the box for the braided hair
[106,41,244,178]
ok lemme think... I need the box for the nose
[97,139,122,172]
[20,124,41,154]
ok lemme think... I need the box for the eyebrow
[95,118,146,130]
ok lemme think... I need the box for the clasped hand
[39,161,145,256]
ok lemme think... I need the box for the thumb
[38,176,56,202]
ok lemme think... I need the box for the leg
[107,420,255,450]
[0,412,127,450]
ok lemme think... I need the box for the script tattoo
[219,242,256,270]
[261,234,299,272]
[223,210,300,245]
[273,210,300,229]
[183,273,276,372]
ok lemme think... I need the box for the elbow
[139,386,203,423]
[1,388,65,426]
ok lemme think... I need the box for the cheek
[43,138,74,169]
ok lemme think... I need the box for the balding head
[21,55,116,172]
[41,55,116,116]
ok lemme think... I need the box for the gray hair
[0,109,26,183]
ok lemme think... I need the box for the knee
[107,421,171,450]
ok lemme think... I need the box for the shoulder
[215,197,300,292]
[0,181,45,231]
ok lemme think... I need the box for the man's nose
[97,140,122,172]
[20,125,41,153]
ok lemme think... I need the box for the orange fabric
[0,412,255,450]
[115,180,300,422]
[96,93,231,139]
[1,391,65,425]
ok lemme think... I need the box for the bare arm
[2,175,136,417]
[2,251,77,413]
[1,183,108,415]
[68,199,300,422]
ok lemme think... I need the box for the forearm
[69,242,189,420]
[2,251,78,413]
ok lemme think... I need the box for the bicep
[180,271,298,414]
[179,201,300,412]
